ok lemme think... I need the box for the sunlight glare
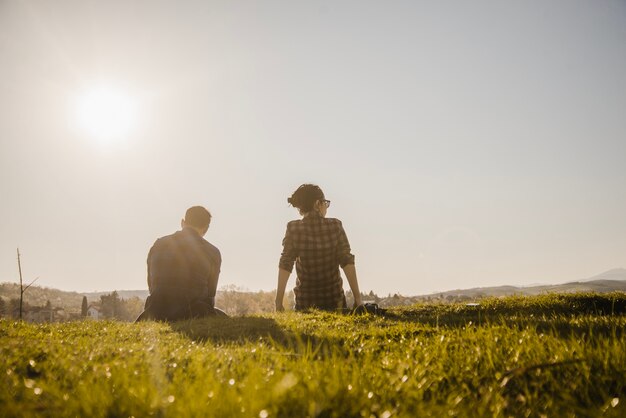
[75,86,137,145]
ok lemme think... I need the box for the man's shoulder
[202,239,221,255]
[151,231,178,247]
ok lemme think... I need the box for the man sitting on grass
[136,206,225,321]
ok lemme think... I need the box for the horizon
[3,266,625,297]
[1,1,625,296]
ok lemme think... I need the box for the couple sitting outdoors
[137,183,363,322]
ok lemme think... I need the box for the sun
[74,86,137,145]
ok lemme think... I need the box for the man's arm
[342,264,363,308]
[209,250,222,296]
[147,244,156,293]
[275,268,291,312]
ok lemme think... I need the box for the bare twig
[23,277,39,293]
[17,249,39,320]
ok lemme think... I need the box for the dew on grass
[273,373,298,396]
[401,375,408,383]
[34,387,42,395]
[611,398,619,407]
[24,379,35,388]
[229,378,235,386]
[259,409,269,418]
[29,359,36,367]
[167,395,175,403]
[347,384,353,391]
[381,411,392,418]
[367,391,374,399]
[208,391,214,398]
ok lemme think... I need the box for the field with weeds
[2,293,626,417]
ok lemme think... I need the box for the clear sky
[1,0,625,295]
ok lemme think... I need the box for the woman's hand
[275,300,285,312]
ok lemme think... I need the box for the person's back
[276,184,363,311]
[283,213,353,310]
[148,228,220,298]
[138,206,223,321]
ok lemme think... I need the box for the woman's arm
[277,224,297,312]
[275,268,291,311]
[342,264,363,308]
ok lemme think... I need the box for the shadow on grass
[170,316,292,344]
[169,315,347,355]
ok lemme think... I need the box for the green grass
[2,293,625,417]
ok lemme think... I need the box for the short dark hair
[184,206,211,229]
[287,184,325,213]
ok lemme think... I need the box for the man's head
[181,206,212,236]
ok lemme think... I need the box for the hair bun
[287,197,293,204]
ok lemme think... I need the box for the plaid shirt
[279,212,355,310]
[147,228,221,300]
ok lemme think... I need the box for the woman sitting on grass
[275,184,363,312]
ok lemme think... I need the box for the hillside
[0,283,85,311]
[1,293,625,417]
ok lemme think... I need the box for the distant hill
[580,268,626,282]
[0,284,148,313]
[0,283,86,311]
[427,268,626,300]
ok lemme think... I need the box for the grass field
[2,293,626,417]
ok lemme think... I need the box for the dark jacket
[140,227,221,321]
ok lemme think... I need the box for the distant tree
[98,292,142,321]
[100,291,122,319]
[215,286,287,315]
[120,297,144,321]
[81,296,88,317]
[0,298,6,317]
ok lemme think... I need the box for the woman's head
[288,184,329,216]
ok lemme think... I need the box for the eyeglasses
[321,199,331,208]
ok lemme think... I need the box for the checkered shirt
[279,212,355,309]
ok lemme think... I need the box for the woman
[275,184,363,311]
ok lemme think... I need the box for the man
[136,206,224,321]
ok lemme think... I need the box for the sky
[1,0,625,296]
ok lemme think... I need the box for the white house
[87,304,102,320]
